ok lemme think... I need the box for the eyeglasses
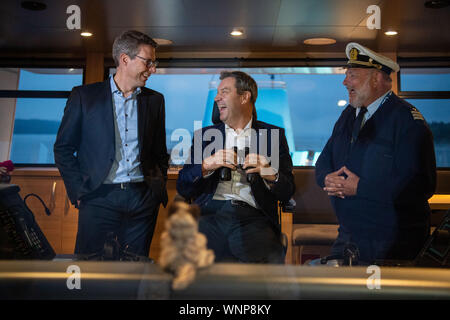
[135,55,159,68]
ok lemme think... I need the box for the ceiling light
[303,38,336,45]
[230,29,243,37]
[80,31,93,37]
[384,30,398,36]
[338,100,347,107]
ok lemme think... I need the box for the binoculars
[219,147,257,183]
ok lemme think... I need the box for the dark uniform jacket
[176,120,295,232]
[315,92,436,260]
[54,79,170,207]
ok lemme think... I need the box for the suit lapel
[137,88,152,149]
[102,79,115,149]
[251,120,272,156]
[203,122,225,152]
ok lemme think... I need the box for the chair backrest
[212,101,221,124]
[292,168,337,224]
[436,170,450,194]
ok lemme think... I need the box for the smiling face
[343,68,374,108]
[214,77,245,126]
[124,44,156,89]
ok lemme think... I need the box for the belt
[103,181,147,190]
[230,199,255,209]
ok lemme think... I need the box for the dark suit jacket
[315,93,436,238]
[176,120,295,231]
[54,79,169,207]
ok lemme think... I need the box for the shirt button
[125,144,128,147]
[125,114,128,117]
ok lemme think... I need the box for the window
[399,66,450,168]
[109,67,347,166]
[0,68,83,165]
[405,99,450,168]
[400,67,450,92]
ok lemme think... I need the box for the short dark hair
[112,30,158,66]
[220,71,258,104]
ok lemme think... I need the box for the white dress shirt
[212,119,258,208]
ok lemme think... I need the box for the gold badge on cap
[350,48,359,60]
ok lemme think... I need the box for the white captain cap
[345,42,400,74]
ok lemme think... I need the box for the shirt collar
[110,75,141,97]
[358,90,391,118]
[225,117,253,134]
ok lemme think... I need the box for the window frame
[0,59,85,167]
[397,57,450,170]
[106,57,349,169]
[397,57,450,99]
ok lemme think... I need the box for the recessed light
[230,29,243,37]
[303,38,336,45]
[21,1,46,11]
[81,31,93,37]
[385,30,398,36]
[154,38,173,45]
[337,100,347,107]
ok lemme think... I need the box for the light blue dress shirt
[104,75,144,184]
[356,90,392,126]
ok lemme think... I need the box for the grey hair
[112,30,158,66]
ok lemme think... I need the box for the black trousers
[331,225,428,264]
[75,182,160,257]
[199,200,284,263]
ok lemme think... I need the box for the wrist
[201,162,214,177]
[265,171,279,184]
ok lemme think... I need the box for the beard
[349,76,371,108]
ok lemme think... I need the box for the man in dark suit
[54,30,169,257]
[315,42,436,263]
[177,71,295,263]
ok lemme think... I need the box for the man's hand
[201,149,237,176]
[323,166,360,198]
[323,167,346,198]
[0,167,7,176]
[243,153,277,182]
[340,167,360,196]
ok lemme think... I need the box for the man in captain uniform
[315,42,436,263]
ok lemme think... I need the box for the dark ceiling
[0,0,449,58]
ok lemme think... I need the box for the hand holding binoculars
[219,147,258,183]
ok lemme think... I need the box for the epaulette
[409,106,425,121]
